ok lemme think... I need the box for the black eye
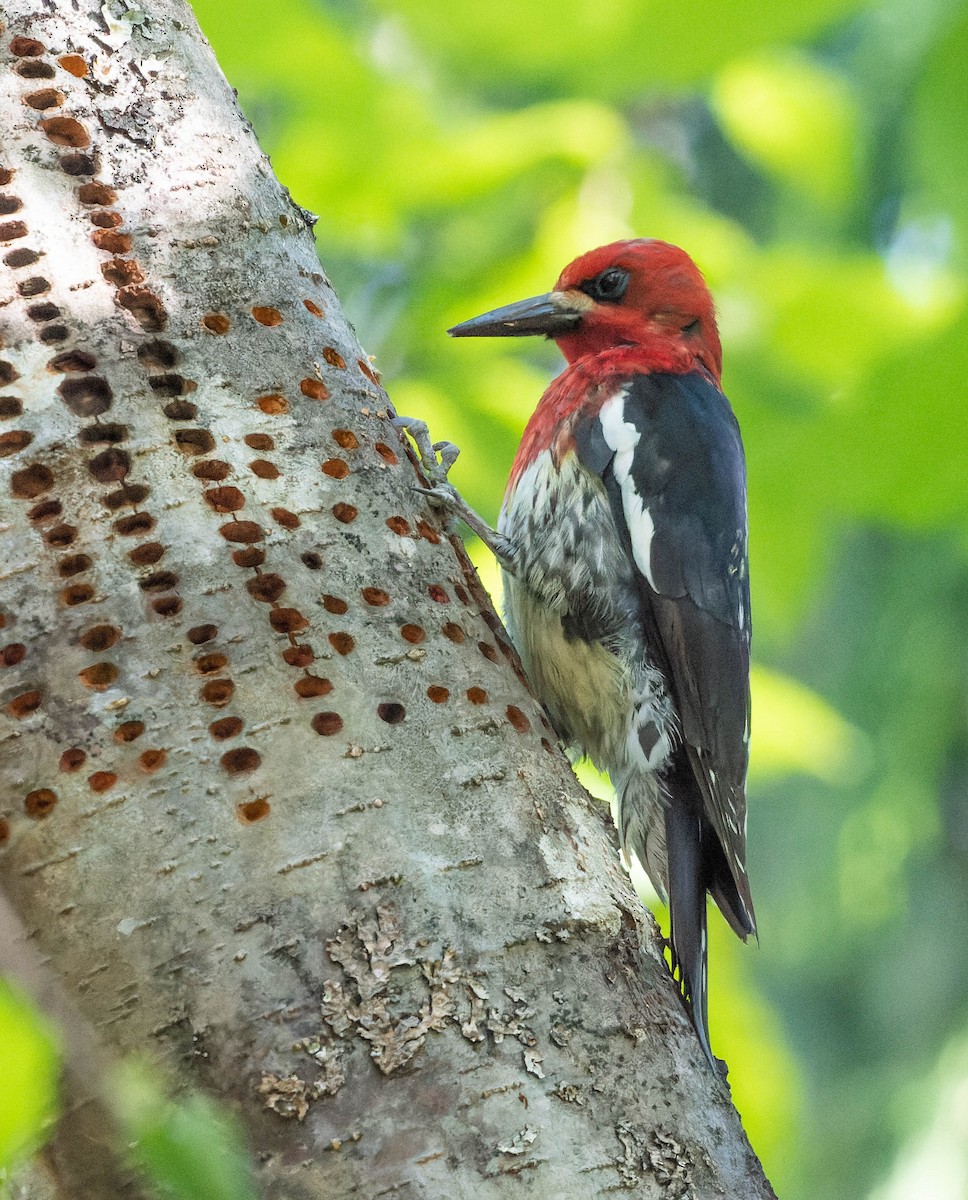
[580,267,630,304]
[682,318,701,333]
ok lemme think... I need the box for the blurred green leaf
[0,980,59,1175]
[713,52,859,208]
[116,1065,258,1200]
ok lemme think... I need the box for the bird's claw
[392,416,460,489]
[392,414,516,574]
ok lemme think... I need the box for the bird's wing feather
[575,371,754,932]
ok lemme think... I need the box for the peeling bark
[0,2,776,1196]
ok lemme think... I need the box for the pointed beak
[448,292,583,339]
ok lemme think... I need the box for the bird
[399,238,754,1070]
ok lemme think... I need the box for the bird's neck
[507,344,718,490]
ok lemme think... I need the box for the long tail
[664,784,715,1069]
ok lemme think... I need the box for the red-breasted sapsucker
[405,239,754,1070]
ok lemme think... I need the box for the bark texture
[0,2,776,1196]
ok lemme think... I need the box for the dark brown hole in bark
[58,375,112,417]
[194,460,231,481]
[149,373,190,397]
[300,379,328,400]
[128,542,165,565]
[251,306,282,326]
[283,645,314,667]
[506,705,531,733]
[202,313,230,334]
[10,36,46,56]
[41,117,90,148]
[237,798,270,823]
[163,400,196,420]
[114,720,144,743]
[24,88,64,110]
[137,339,178,368]
[219,520,263,544]
[139,570,179,592]
[114,512,155,536]
[79,423,127,444]
[400,624,425,644]
[301,552,322,570]
[294,676,332,698]
[4,248,39,267]
[139,749,166,772]
[467,687,488,705]
[78,662,118,690]
[87,447,130,483]
[244,433,274,451]
[247,574,286,603]
[1,643,26,666]
[151,596,182,617]
[221,747,261,774]
[0,430,32,455]
[210,717,243,740]
[187,624,218,645]
[175,428,216,455]
[60,747,87,770]
[204,486,245,512]
[312,712,343,736]
[49,350,96,373]
[195,653,228,675]
[15,60,54,78]
[91,227,133,254]
[232,547,264,567]
[101,483,150,509]
[59,153,96,176]
[58,553,92,577]
[271,507,300,529]
[248,459,279,479]
[271,608,309,634]
[44,522,76,545]
[11,464,54,498]
[202,679,234,706]
[77,182,115,205]
[328,631,354,655]
[25,788,57,818]
[8,690,42,718]
[79,624,120,651]
[361,587,390,606]
[62,583,94,606]
[377,702,405,725]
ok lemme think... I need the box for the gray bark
[0,2,776,1196]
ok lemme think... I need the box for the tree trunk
[0,2,775,1196]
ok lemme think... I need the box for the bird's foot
[393,415,516,573]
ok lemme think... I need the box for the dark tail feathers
[664,792,716,1070]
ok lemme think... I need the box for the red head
[449,238,722,383]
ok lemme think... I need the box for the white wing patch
[599,391,659,592]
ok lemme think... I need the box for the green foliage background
[6,0,968,1195]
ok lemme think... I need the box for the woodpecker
[401,239,754,1070]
